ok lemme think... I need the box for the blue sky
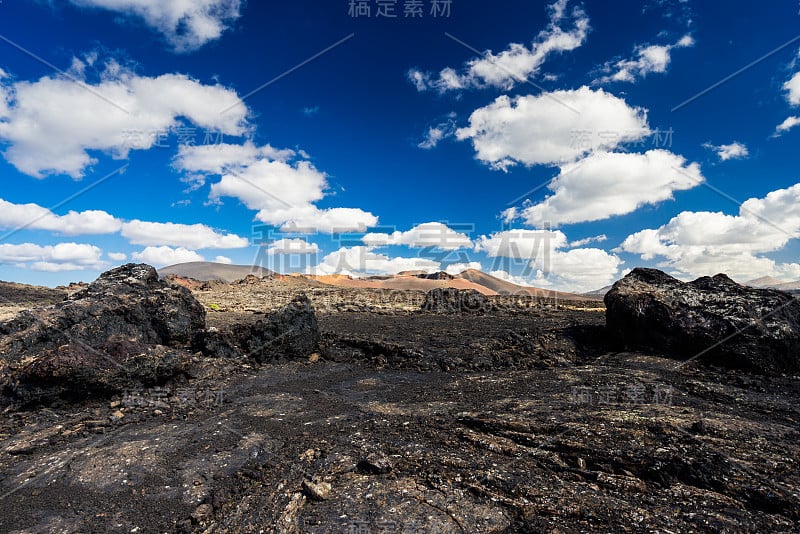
[0,0,799,291]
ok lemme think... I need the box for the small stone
[191,503,213,522]
[302,480,332,501]
[357,452,393,475]
[308,352,321,363]
[109,400,121,409]
[110,410,125,421]
[154,409,164,416]
[689,420,707,434]
[577,457,587,470]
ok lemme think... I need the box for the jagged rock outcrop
[0,264,205,403]
[195,294,320,362]
[421,288,489,314]
[417,271,455,280]
[605,268,800,373]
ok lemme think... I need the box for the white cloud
[131,246,204,267]
[785,72,800,106]
[476,229,621,291]
[516,150,703,226]
[175,141,296,174]
[0,198,122,235]
[108,252,128,261]
[409,0,589,92]
[488,269,541,287]
[271,206,379,235]
[775,116,800,135]
[176,143,379,233]
[456,87,649,170]
[310,246,440,276]
[445,262,482,275]
[120,220,249,249]
[214,255,233,264]
[704,141,749,161]
[363,222,472,250]
[775,70,800,135]
[68,0,243,52]
[620,183,800,280]
[542,248,623,291]
[569,234,608,247]
[265,238,320,255]
[0,77,9,119]
[0,60,248,178]
[0,242,107,271]
[476,229,568,259]
[418,116,458,150]
[595,34,694,84]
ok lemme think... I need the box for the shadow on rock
[605,268,800,374]
[0,264,205,405]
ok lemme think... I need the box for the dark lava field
[0,270,798,533]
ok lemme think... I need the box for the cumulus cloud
[68,0,243,52]
[620,183,800,280]
[455,86,649,170]
[0,198,122,235]
[0,59,248,178]
[108,252,128,261]
[264,238,320,255]
[515,150,703,226]
[0,242,107,272]
[120,220,249,249]
[476,229,621,291]
[775,116,800,135]
[704,141,749,161]
[131,246,205,267]
[544,248,623,291]
[488,269,536,286]
[176,143,378,233]
[785,72,800,105]
[362,222,472,250]
[476,229,568,259]
[775,70,800,135]
[445,262,483,275]
[214,255,233,264]
[310,246,440,276]
[408,0,589,92]
[594,34,694,84]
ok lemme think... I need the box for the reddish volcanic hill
[157,262,601,301]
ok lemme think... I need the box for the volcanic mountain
[157,262,597,301]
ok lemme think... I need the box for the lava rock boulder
[421,288,490,314]
[225,293,320,362]
[0,263,205,403]
[605,268,800,374]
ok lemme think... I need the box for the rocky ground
[0,270,798,533]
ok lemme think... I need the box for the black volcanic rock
[417,271,455,280]
[421,288,489,314]
[223,293,320,362]
[0,264,205,403]
[605,268,800,373]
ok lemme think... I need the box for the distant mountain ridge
[158,262,601,301]
[158,262,275,283]
[745,276,800,292]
